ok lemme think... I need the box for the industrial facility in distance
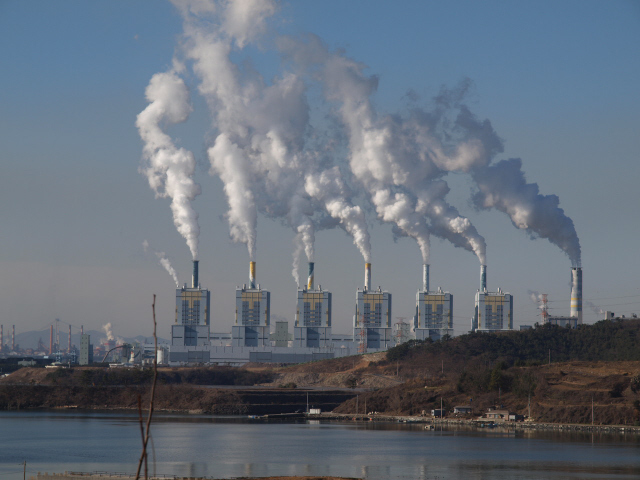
[163,259,584,366]
[0,261,586,367]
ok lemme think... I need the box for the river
[1,411,639,480]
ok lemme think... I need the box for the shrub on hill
[385,319,640,365]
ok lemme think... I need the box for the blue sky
[1,0,639,340]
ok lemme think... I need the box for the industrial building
[539,267,583,329]
[79,334,93,365]
[294,262,332,347]
[471,265,513,332]
[232,261,271,347]
[171,260,211,347]
[414,264,453,341]
[353,263,393,350]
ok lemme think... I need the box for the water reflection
[1,412,639,480]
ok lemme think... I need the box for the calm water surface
[1,411,639,480]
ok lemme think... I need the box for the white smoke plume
[142,240,180,287]
[305,167,372,262]
[584,300,604,316]
[528,290,545,309]
[174,0,372,276]
[472,159,582,267]
[102,323,114,342]
[279,35,486,264]
[136,68,201,259]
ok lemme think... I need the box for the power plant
[294,262,332,348]
[414,264,453,341]
[0,260,594,367]
[353,263,393,349]
[471,264,514,332]
[233,261,271,347]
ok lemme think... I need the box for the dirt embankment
[332,361,640,425]
[3,357,640,425]
[0,366,356,415]
[252,352,403,390]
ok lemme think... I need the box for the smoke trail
[175,0,374,280]
[102,323,114,342]
[472,159,582,266]
[279,35,485,264]
[137,69,201,259]
[142,240,180,287]
[305,167,372,262]
[175,0,322,265]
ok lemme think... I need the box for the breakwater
[316,412,640,434]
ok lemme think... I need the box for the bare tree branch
[136,294,158,480]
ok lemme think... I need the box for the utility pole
[528,394,531,419]
[592,396,594,426]
[548,349,551,366]
[23,460,26,480]
[356,395,359,416]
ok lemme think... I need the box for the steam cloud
[142,0,581,281]
[472,159,582,267]
[102,322,114,342]
[142,240,180,287]
[137,68,201,259]
[173,0,372,282]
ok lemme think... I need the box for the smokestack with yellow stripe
[307,262,314,290]
[570,267,582,324]
[249,261,256,289]
[364,262,372,291]
[423,264,430,292]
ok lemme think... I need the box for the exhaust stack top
[364,263,372,291]
[570,267,583,324]
[249,261,256,289]
[307,262,314,290]
[423,264,430,292]
[192,260,199,289]
[480,264,487,292]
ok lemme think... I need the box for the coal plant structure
[160,259,594,366]
[232,261,271,347]
[546,267,583,328]
[353,263,393,349]
[294,262,332,348]
[471,264,514,332]
[171,260,212,361]
[414,264,453,341]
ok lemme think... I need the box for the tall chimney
[307,262,315,290]
[249,261,256,289]
[480,264,487,292]
[50,325,53,355]
[68,325,72,353]
[192,260,199,289]
[12,325,15,351]
[570,267,583,324]
[423,264,430,292]
[364,263,372,291]
[0,325,3,351]
[81,325,84,335]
